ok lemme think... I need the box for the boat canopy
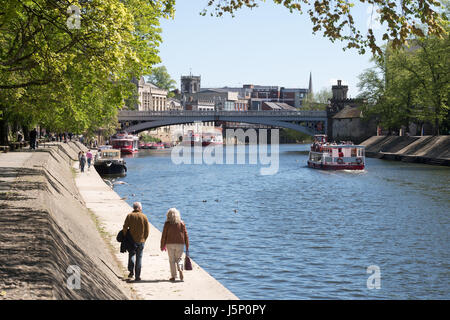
[99,149,121,159]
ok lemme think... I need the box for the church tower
[308,72,313,94]
[181,74,201,94]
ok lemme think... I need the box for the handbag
[184,250,193,271]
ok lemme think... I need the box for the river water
[112,144,449,299]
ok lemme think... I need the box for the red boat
[110,131,139,154]
[181,131,201,146]
[149,142,164,149]
[307,135,365,170]
[201,133,224,146]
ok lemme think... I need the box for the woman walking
[160,208,189,281]
[86,149,93,170]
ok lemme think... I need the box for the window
[309,153,322,162]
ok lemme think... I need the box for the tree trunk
[435,117,440,136]
[0,119,10,146]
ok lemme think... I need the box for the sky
[157,1,385,98]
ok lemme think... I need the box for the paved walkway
[0,152,33,186]
[74,159,238,300]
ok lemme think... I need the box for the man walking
[122,202,150,281]
[29,128,37,150]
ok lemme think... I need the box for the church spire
[308,71,313,94]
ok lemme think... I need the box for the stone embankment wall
[0,142,132,299]
[360,136,450,166]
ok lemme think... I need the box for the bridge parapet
[119,110,327,119]
[118,109,327,136]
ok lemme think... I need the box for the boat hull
[120,148,137,154]
[308,161,364,170]
[94,162,127,176]
[202,141,223,146]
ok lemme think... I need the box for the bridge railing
[119,109,327,118]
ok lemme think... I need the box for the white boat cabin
[97,149,122,160]
[308,135,365,167]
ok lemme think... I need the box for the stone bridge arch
[118,110,327,136]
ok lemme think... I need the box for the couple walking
[78,150,93,173]
[122,202,189,282]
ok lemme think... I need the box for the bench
[9,141,29,150]
[0,145,10,153]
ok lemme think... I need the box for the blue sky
[157,1,384,97]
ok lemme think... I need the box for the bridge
[118,110,328,136]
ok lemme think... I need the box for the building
[137,76,168,111]
[184,88,239,110]
[181,75,201,94]
[280,88,309,108]
[234,99,248,111]
[327,80,375,143]
[180,73,311,111]
[251,85,280,100]
[185,100,215,111]
[166,98,183,111]
[331,106,376,144]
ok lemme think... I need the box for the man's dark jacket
[116,230,138,253]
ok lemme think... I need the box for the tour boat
[181,129,224,146]
[307,135,365,170]
[181,131,201,146]
[201,133,224,146]
[110,131,139,154]
[94,149,127,176]
[149,142,164,149]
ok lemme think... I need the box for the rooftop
[332,106,362,119]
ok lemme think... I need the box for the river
[111,144,449,299]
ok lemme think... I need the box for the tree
[357,29,449,135]
[147,65,177,96]
[202,0,447,57]
[390,36,449,134]
[302,87,331,110]
[0,0,175,144]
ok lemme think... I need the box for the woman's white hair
[166,207,181,224]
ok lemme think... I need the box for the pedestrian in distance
[122,202,150,281]
[17,130,23,142]
[86,149,93,170]
[78,151,82,170]
[79,151,87,173]
[29,128,37,150]
[160,208,189,282]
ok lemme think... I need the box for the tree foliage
[302,87,332,110]
[357,26,449,134]
[148,65,177,96]
[202,0,447,56]
[0,0,175,143]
